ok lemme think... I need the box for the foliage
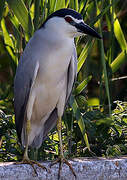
[1,101,127,161]
[0,0,127,161]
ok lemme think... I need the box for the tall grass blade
[70,96,90,151]
[34,0,40,31]
[75,0,79,11]
[65,0,70,8]
[100,34,111,114]
[96,0,111,115]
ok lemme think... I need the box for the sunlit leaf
[114,13,127,50]
[77,39,93,73]
[111,49,127,73]
[75,75,92,95]
[1,18,18,68]
[75,0,79,11]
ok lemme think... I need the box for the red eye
[64,16,73,23]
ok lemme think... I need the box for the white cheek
[66,25,78,36]
[74,31,86,37]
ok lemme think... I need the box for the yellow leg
[23,119,30,160]
[57,117,64,157]
[15,119,48,175]
[50,117,76,179]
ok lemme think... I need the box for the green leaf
[111,49,127,73]
[1,18,14,49]
[75,75,92,95]
[9,16,21,52]
[34,0,40,30]
[91,0,120,27]
[55,0,65,11]
[91,4,112,26]
[79,0,87,13]
[65,0,70,8]
[6,0,34,40]
[1,18,17,73]
[69,96,90,151]
[49,0,56,13]
[75,0,79,11]
[9,15,20,35]
[77,39,93,73]
[114,13,127,50]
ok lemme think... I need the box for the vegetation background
[0,0,127,162]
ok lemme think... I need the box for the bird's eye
[64,16,73,24]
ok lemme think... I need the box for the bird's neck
[40,26,74,44]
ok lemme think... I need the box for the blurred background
[0,0,127,162]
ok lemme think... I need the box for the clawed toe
[50,157,76,180]
[14,158,48,175]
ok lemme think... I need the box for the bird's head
[41,8,101,39]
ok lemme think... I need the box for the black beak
[76,22,101,39]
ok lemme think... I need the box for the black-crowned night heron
[14,8,101,179]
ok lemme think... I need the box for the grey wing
[14,37,39,143]
[66,45,77,103]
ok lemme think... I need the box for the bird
[14,8,101,179]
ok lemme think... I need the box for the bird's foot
[14,158,48,175]
[50,156,76,180]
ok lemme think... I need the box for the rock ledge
[0,157,127,180]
